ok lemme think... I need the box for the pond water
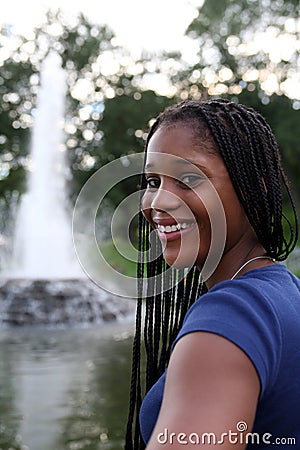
[0,321,135,450]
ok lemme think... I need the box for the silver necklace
[231,256,275,280]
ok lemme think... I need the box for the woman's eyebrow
[145,159,193,170]
[145,159,207,172]
[144,162,154,171]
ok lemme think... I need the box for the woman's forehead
[145,126,222,173]
[147,124,217,155]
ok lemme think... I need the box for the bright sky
[0,0,203,55]
[1,0,299,100]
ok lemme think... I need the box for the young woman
[125,99,299,449]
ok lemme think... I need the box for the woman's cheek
[141,192,152,223]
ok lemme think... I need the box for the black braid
[125,98,298,449]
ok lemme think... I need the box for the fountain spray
[12,51,80,279]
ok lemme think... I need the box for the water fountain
[12,51,78,280]
[0,52,133,326]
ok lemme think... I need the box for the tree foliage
[171,0,300,102]
[0,11,169,210]
[0,3,299,232]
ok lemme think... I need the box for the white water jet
[0,52,134,326]
[10,51,81,279]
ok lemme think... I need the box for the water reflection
[0,321,134,450]
[0,341,23,450]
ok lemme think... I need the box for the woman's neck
[204,242,274,290]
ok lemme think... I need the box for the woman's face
[142,124,252,272]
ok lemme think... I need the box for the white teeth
[157,222,194,233]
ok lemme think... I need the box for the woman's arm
[146,332,260,449]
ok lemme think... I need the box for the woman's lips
[154,220,197,241]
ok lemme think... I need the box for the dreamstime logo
[236,421,248,432]
[72,152,227,299]
[156,422,297,446]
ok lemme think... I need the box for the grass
[99,238,138,277]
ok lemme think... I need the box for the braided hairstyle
[125,98,298,449]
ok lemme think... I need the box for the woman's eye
[179,174,203,187]
[146,177,160,189]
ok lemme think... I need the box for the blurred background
[0,0,299,449]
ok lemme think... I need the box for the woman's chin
[163,251,196,270]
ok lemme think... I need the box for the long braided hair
[125,98,298,449]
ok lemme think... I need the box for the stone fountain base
[0,278,135,327]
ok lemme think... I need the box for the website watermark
[157,422,296,446]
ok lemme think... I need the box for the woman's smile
[153,217,197,241]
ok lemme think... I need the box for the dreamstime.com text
[156,422,296,446]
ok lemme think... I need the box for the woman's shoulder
[180,264,300,340]
[211,263,299,293]
[192,264,299,315]
[174,264,300,396]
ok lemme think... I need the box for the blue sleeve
[172,280,282,398]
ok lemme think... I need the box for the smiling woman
[125,99,300,450]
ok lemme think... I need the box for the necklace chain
[231,256,275,280]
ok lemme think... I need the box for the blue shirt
[140,264,300,448]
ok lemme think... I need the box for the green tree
[171,0,300,102]
[0,12,166,209]
[71,90,172,203]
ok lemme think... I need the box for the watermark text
[157,422,296,446]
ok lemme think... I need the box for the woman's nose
[150,187,181,212]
